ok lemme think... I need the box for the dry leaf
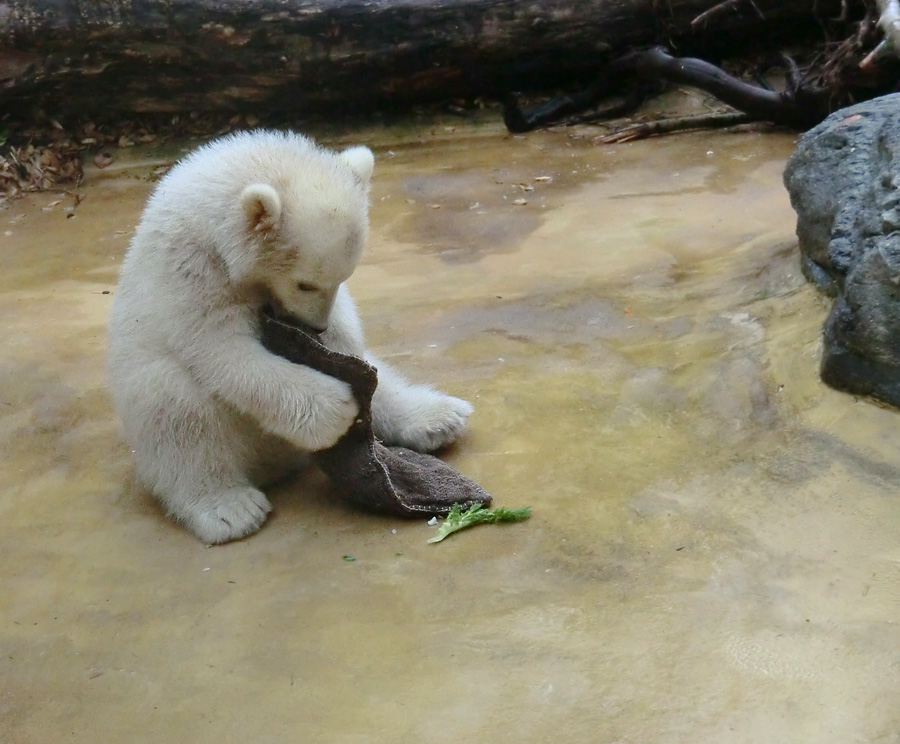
[93,149,114,169]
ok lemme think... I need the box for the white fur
[108,130,473,544]
[340,146,375,184]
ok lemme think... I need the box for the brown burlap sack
[260,311,492,517]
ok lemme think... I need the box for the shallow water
[3,119,900,744]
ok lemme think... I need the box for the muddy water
[3,120,900,744]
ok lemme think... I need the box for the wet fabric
[260,310,492,517]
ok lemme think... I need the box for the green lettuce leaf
[428,503,532,543]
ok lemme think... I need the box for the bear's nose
[308,321,328,333]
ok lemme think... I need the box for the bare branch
[691,0,765,28]
[692,0,741,28]
[601,112,753,143]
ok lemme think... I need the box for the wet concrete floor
[2,118,900,743]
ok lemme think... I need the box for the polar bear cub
[108,130,473,543]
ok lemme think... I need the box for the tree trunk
[0,0,841,120]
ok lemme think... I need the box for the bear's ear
[241,184,282,234]
[340,146,375,186]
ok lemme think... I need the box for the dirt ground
[2,115,899,743]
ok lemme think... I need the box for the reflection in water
[2,122,899,743]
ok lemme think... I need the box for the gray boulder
[784,93,900,407]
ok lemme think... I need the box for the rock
[784,93,900,408]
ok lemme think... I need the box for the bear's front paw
[395,394,474,452]
[298,376,360,451]
[182,487,272,544]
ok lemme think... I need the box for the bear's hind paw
[181,487,273,544]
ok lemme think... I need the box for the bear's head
[239,145,375,332]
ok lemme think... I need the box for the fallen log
[504,46,833,134]
[0,0,842,120]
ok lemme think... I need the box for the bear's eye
[296,282,318,293]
